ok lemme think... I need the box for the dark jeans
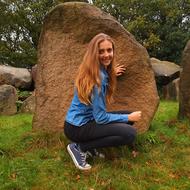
[64,111,137,152]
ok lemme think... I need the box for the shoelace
[80,152,87,166]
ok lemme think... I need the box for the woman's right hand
[115,64,126,76]
[128,111,142,122]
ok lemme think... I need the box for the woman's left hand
[115,64,126,76]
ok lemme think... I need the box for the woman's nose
[104,51,109,57]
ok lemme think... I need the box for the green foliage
[0,0,89,68]
[0,0,57,67]
[17,89,32,100]
[0,101,190,189]
[16,89,32,111]
[93,0,190,63]
[16,100,23,112]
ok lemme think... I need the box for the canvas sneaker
[67,143,91,170]
[86,149,105,159]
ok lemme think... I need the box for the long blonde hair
[75,33,116,105]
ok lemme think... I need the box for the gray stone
[0,84,17,115]
[0,65,32,89]
[150,58,181,86]
[20,92,36,114]
[162,78,180,100]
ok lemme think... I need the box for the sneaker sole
[67,145,91,171]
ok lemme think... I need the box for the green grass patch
[0,101,190,190]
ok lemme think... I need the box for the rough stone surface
[162,78,180,100]
[179,40,190,120]
[0,84,17,115]
[150,58,181,86]
[0,65,32,89]
[33,2,159,133]
[20,92,36,114]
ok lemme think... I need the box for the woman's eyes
[99,48,113,54]
[99,50,104,54]
[107,48,113,53]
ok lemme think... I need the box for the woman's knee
[126,126,137,143]
[131,126,137,136]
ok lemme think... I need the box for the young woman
[64,33,142,170]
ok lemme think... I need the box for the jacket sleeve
[91,86,129,124]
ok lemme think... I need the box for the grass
[0,101,190,190]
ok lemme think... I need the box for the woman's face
[98,40,113,68]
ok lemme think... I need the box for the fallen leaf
[10,173,17,180]
[76,175,80,180]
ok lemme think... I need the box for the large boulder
[150,58,181,86]
[33,2,159,133]
[179,40,190,120]
[0,65,32,89]
[0,84,17,115]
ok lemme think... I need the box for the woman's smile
[98,40,113,67]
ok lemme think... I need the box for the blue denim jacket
[65,67,129,126]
